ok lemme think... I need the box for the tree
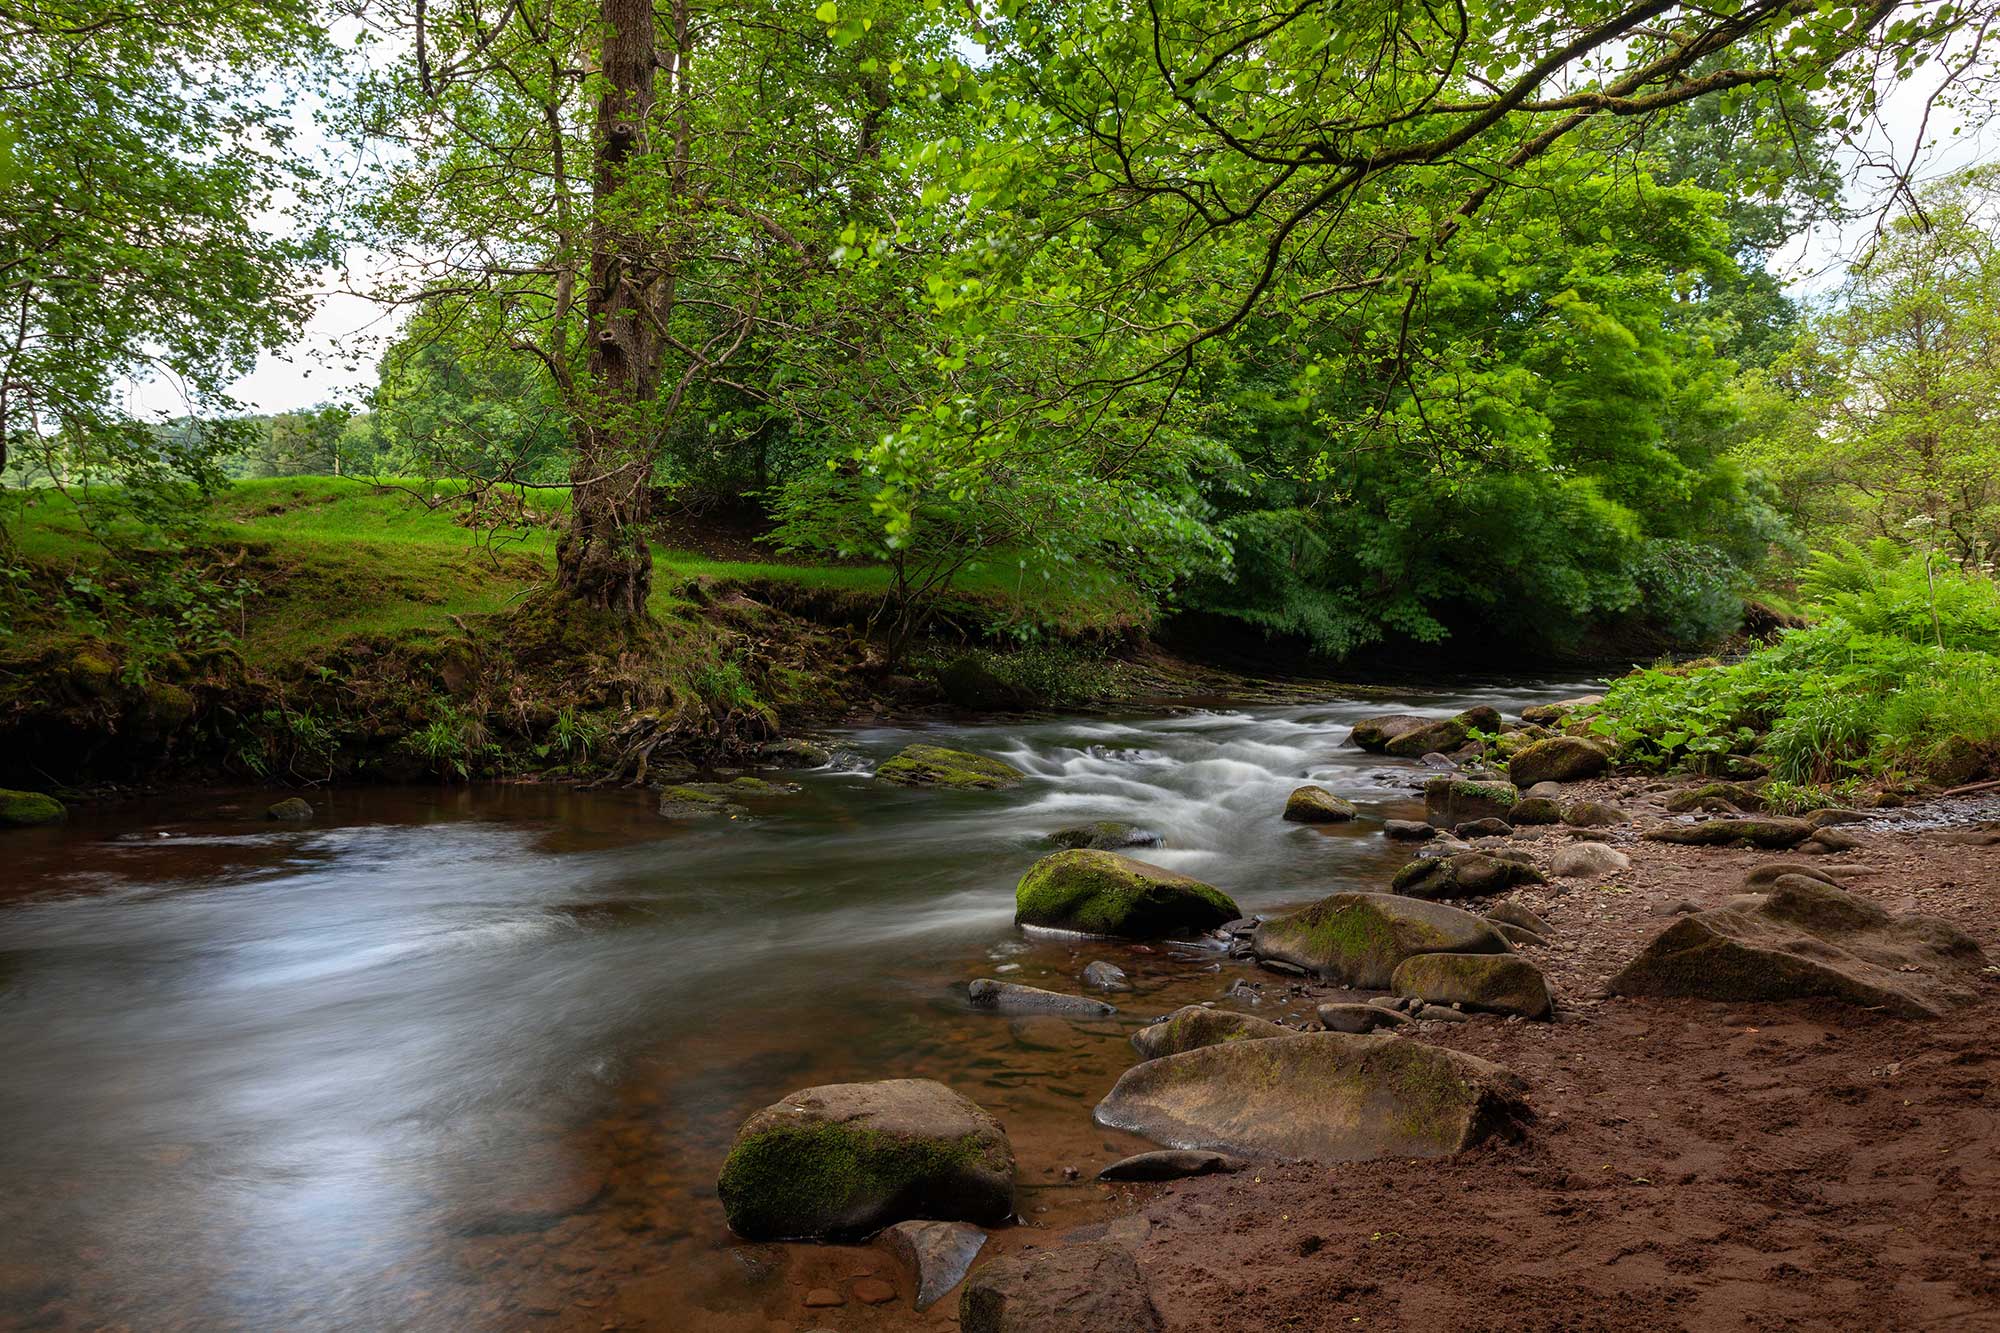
[0,1,332,526]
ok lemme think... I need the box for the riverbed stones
[1095,1032,1528,1162]
[1610,877,1990,1019]
[1316,1001,1411,1033]
[1080,960,1131,992]
[1014,850,1239,939]
[1250,892,1511,987]
[1507,736,1609,786]
[1097,1149,1249,1181]
[1348,714,1434,752]
[1424,775,1519,826]
[1545,841,1631,879]
[959,1242,1163,1333]
[1283,784,1359,823]
[881,1219,988,1311]
[1046,821,1163,851]
[717,1079,1015,1241]
[1391,851,1542,900]
[1130,1005,1288,1059]
[1392,954,1554,1020]
[1643,817,1812,849]
[876,744,1025,790]
[968,979,1116,1018]
[0,789,65,828]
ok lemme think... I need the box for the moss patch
[0,789,65,827]
[717,1122,1001,1242]
[876,744,1025,790]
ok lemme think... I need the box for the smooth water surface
[0,682,1589,1331]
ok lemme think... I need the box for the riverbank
[1114,777,2000,1331]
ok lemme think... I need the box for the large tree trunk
[556,0,659,616]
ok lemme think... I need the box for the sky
[129,26,2000,420]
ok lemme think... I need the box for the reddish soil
[1132,782,2000,1332]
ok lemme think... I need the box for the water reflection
[0,685,1590,1329]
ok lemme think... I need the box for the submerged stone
[880,1219,988,1312]
[876,744,1025,790]
[1015,850,1238,939]
[266,797,314,821]
[968,979,1115,1018]
[1045,821,1163,851]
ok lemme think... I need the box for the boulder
[1348,714,1434,752]
[937,656,1036,711]
[1510,796,1562,825]
[1385,717,1469,758]
[1806,808,1867,829]
[1046,821,1163,851]
[1807,828,1861,852]
[759,737,834,768]
[0,789,65,828]
[717,1079,1015,1240]
[1391,851,1542,900]
[1508,736,1610,786]
[1094,1032,1529,1162]
[1130,1005,1288,1059]
[658,785,747,819]
[1096,1150,1248,1181]
[1665,782,1766,814]
[266,797,314,821]
[1080,960,1131,992]
[1015,850,1239,939]
[1562,800,1629,828]
[1742,861,1839,889]
[1384,819,1436,840]
[1316,1001,1410,1033]
[1453,817,1513,839]
[1643,818,1812,849]
[1251,892,1511,987]
[1486,900,1552,938]
[1392,953,1554,1020]
[959,1242,1163,1333]
[877,744,1026,790]
[1545,842,1631,879]
[968,979,1115,1018]
[1610,878,1989,1019]
[1424,775,1519,826]
[1520,695,1603,727]
[881,1219,988,1312]
[1283,785,1359,823]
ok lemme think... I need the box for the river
[0,683,1590,1331]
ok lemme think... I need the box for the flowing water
[0,682,1590,1331]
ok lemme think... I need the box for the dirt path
[1131,789,2000,1332]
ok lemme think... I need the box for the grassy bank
[0,478,1148,789]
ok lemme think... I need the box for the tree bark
[557,0,659,616]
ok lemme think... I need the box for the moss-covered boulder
[1665,782,1766,814]
[0,789,65,828]
[1250,892,1511,987]
[1643,817,1811,849]
[1283,785,1359,823]
[1384,717,1468,758]
[1510,796,1562,825]
[1015,850,1238,938]
[877,744,1025,790]
[1392,953,1553,1020]
[1610,878,1988,1019]
[716,1079,1015,1241]
[1391,851,1543,900]
[1347,714,1433,752]
[1094,1031,1529,1162]
[1507,736,1609,786]
[1045,821,1162,851]
[266,797,314,822]
[1130,1005,1289,1060]
[1561,800,1629,828]
[1423,775,1518,826]
[658,785,747,818]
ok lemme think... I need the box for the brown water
[0,686,1587,1331]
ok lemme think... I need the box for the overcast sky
[129,36,1999,420]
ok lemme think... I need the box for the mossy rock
[0,789,66,828]
[1665,782,1766,814]
[1131,1005,1290,1060]
[1506,736,1609,786]
[1045,821,1163,851]
[716,1078,1015,1241]
[1423,775,1518,826]
[1384,717,1469,758]
[1561,800,1629,828]
[1643,817,1810,849]
[1347,714,1433,753]
[1392,953,1553,1020]
[658,785,747,818]
[1251,892,1511,987]
[1510,796,1562,825]
[877,744,1025,790]
[1610,880,1988,1019]
[1391,852,1542,901]
[266,797,314,822]
[1015,849,1239,939]
[1094,1031,1529,1162]
[1283,785,1359,824]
